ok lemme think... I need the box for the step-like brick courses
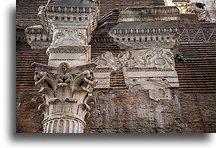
[176,42,216,93]
[16,0,48,26]
[16,28,47,133]
[176,42,216,133]
[110,71,128,89]
[97,9,120,26]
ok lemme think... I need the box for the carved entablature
[47,45,91,67]
[50,29,87,47]
[108,6,180,100]
[46,0,99,42]
[109,26,179,51]
[25,25,52,50]
[125,49,175,70]
[32,62,98,133]
[25,0,99,50]
[47,46,91,54]
[109,6,180,54]
[109,6,179,67]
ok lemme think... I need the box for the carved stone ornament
[126,49,175,70]
[93,51,121,71]
[32,62,98,133]
[96,49,175,71]
[51,30,87,48]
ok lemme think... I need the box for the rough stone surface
[177,92,216,133]
[190,0,216,21]
[85,89,186,133]
[165,0,213,22]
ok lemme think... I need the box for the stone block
[47,45,91,67]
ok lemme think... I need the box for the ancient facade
[16,0,216,133]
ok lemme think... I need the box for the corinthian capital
[32,62,97,133]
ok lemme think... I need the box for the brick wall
[178,92,216,133]
[16,28,47,133]
[16,0,216,133]
[85,89,183,133]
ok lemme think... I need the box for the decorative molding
[110,28,177,35]
[126,49,175,70]
[48,46,90,54]
[51,29,87,47]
